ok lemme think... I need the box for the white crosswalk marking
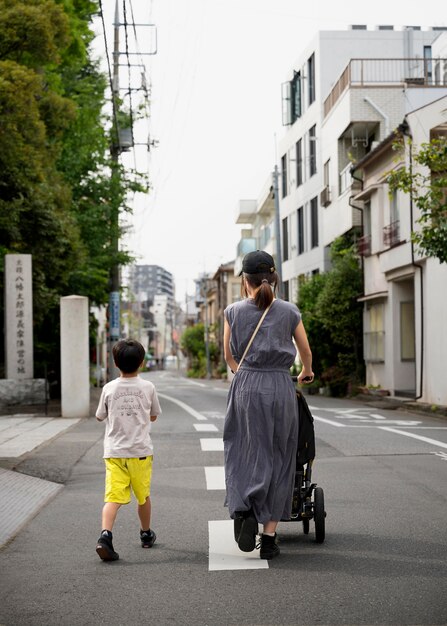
[208,520,268,571]
[193,423,218,432]
[200,438,224,451]
[204,466,225,490]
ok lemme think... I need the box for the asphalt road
[0,370,446,626]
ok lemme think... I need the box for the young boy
[95,338,161,561]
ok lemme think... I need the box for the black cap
[240,250,275,275]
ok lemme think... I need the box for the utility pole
[107,0,121,381]
[202,276,212,379]
[273,164,283,299]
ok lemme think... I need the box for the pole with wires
[107,0,122,381]
[273,164,283,299]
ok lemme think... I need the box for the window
[365,303,385,362]
[424,45,432,82]
[282,217,289,261]
[310,196,318,248]
[400,302,415,361]
[307,53,315,105]
[390,189,399,224]
[296,139,303,187]
[291,71,302,122]
[283,280,289,301]
[297,207,304,254]
[281,71,302,126]
[281,154,288,198]
[309,125,316,176]
[281,81,292,126]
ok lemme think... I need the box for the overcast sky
[94,0,445,300]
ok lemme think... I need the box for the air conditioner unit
[320,186,331,207]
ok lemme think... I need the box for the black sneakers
[237,511,258,553]
[259,533,280,560]
[140,529,156,548]
[96,530,119,561]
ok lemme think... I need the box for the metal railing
[383,220,400,247]
[324,58,447,117]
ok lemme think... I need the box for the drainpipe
[398,120,424,400]
[364,96,390,137]
[349,168,366,381]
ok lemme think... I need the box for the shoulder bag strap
[236,301,273,372]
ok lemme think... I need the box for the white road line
[184,380,206,387]
[200,438,224,451]
[208,520,268,571]
[158,393,207,421]
[204,466,225,490]
[313,415,346,427]
[193,423,219,432]
[379,426,447,449]
[370,413,387,420]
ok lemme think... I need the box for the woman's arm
[294,320,314,384]
[224,318,239,373]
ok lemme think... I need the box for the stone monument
[1,254,45,406]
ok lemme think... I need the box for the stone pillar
[4,254,34,380]
[60,296,90,418]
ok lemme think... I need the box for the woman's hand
[298,370,315,384]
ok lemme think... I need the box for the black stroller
[281,383,326,543]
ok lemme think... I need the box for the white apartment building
[351,93,447,405]
[277,26,445,302]
[234,173,276,276]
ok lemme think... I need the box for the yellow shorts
[104,457,153,505]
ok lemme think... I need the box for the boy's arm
[148,387,162,422]
[95,389,108,421]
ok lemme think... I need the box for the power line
[98,0,121,150]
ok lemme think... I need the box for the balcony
[237,237,257,257]
[324,58,447,118]
[357,234,371,257]
[235,199,257,224]
[383,220,400,247]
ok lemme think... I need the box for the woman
[223,250,314,560]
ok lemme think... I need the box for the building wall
[277,28,440,288]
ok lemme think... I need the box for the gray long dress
[223,298,300,525]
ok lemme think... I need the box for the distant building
[129,264,175,306]
[127,264,176,361]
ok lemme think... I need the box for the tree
[180,323,219,378]
[297,235,364,396]
[0,0,149,380]
[387,136,447,263]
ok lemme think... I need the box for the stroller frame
[281,383,326,543]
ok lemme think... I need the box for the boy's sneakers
[237,511,258,553]
[96,530,119,561]
[140,529,156,548]
[259,533,280,560]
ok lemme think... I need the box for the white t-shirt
[96,376,162,458]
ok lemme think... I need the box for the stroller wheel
[314,487,325,543]
[303,518,310,534]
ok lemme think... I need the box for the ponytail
[242,272,278,310]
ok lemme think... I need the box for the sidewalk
[0,387,102,548]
